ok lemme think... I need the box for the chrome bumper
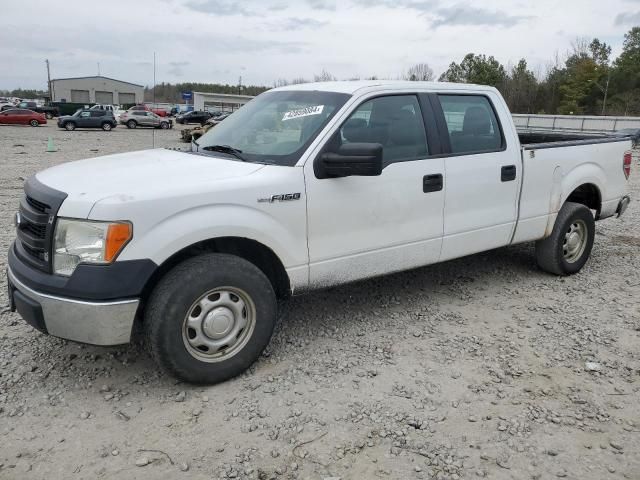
[7,267,138,346]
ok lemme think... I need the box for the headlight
[53,219,132,276]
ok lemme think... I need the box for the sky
[1,0,639,90]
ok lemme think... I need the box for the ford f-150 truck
[7,81,634,384]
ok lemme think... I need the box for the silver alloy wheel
[30,120,38,127]
[103,123,112,131]
[182,287,256,362]
[563,219,588,263]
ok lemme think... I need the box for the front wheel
[160,122,169,129]
[102,122,112,131]
[45,112,53,119]
[127,120,137,129]
[144,253,277,384]
[64,122,76,131]
[535,201,595,275]
[29,119,39,127]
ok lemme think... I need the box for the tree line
[145,26,639,116]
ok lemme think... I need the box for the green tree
[439,53,506,88]
[609,27,640,115]
[502,59,538,113]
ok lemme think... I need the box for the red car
[0,108,47,126]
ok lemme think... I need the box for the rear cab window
[438,95,504,155]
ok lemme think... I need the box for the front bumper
[7,266,138,346]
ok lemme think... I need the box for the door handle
[423,174,443,193]
[501,165,517,182]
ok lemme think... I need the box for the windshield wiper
[202,144,247,162]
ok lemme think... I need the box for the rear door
[305,93,446,286]
[90,110,106,126]
[434,93,521,261]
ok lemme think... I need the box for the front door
[305,94,445,287]
[435,93,521,261]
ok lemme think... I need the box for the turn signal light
[105,223,133,262]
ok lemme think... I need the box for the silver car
[119,111,173,129]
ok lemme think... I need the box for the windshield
[196,90,350,166]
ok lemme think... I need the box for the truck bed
[518,129,640,149]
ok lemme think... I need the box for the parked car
[0,108,46,126]
[176,110,212,125]
[119,110,173,129]
[129,104,168,117]
[1,101,59,119]
[7,81,634,384]
[56,109,117,131]
[90,104,117,113]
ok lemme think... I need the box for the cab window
[328,95,429,167]
[438,95,504,154]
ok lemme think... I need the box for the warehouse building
[50,76,144,105]
[193,92,254,113]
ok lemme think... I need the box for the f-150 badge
[258,193,301,203]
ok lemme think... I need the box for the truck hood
[36,148,265,218]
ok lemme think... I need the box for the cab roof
[271,80,498,95]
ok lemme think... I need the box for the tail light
[623,151,632,180]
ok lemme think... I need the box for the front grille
[26,195,50,213]
[22,222,47,239]
[21,242,46,261]
[15,177,67,273]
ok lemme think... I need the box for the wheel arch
[565,183,602,217]
[139,236,292,315]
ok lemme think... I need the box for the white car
[7,81,634,384]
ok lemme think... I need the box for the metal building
[50,76,144,105]
[193,92,254,113]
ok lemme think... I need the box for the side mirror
[315,143,383,179]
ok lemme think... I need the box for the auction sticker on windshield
[282,105,324,121]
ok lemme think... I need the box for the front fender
[118,203,308,271]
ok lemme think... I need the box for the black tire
[535,201,595,275]
[127,120,137,129]
[64,122,76,131]
[45,112,53,120]
[29,119,39,127]
[160,122,169,129]
[101,122,112,131]
[144,253,277,384]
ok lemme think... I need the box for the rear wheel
[64,122,76,131]
[45,112,53,120]
[29,119,39,127]
[535,201,595,275]
[101,122,112,131]
[144,253,277,384]
[127,120,137,129]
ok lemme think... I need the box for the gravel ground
[1,122,639,480]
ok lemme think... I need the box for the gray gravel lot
[1,122,639,480]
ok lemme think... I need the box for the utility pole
[97,62,101,76]
[601,70,610,116]
[45,59,53,102]
[238,75,242,95]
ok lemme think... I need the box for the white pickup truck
[7,81,635,384]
